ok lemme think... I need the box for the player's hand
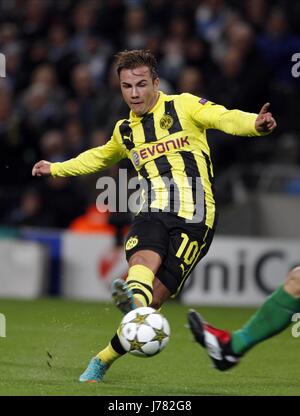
[32,160,52,177]
[255,103,277,133]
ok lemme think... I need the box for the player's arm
[254,103,277,133]
[182,93,277,136]
[32,131,126,177]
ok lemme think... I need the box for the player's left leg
[80,213,211,383]
[151,276,172,309]
[98,276,171,363]
[189,266,300,371]
[79,247,175,383]
[79,275,171,383]
[79,333,125,382]
[80,216,170,382]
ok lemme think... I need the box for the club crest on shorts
[160,114,173,130]
[126,235,139,251]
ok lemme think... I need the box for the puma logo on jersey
[124,133,133,142]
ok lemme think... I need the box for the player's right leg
[80,216,169,382]
[112,279,137,313]
[79,274,172,382]
[81,211,208,383]
[80,273,173,382]
[112,214,169,314]
[112,250,161,314]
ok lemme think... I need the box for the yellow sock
[97,266,154,366]
[126,264,154,307]
[97,342,121,366]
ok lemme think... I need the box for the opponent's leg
[188,310,240,371]
[188,267,300,371]
[231,266,300,355]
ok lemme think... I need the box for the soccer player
[32,49,299,381]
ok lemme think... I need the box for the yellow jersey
[51,92,264,228]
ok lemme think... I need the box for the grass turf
[0,298,299,396]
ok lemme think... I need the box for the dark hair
[115,49,158,80]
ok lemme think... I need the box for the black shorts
[124,211,215,296]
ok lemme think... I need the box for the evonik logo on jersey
[132,136,190,166]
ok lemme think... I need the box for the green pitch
[0,298,299,396]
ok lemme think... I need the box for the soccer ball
[119,306,170,357]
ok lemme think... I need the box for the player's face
[119,66,159,116]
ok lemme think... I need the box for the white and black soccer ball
[119,306,170,357]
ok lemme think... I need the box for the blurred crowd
[0,0,300,230]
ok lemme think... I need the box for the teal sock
[232,286,300,355]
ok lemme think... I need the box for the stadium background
[0,0,299,397]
